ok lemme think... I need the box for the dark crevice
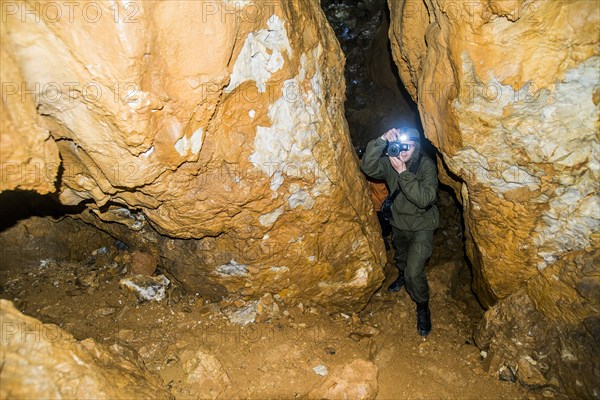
[0,190,90,232]
[321,0,421,148]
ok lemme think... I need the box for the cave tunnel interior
[321,0,472,297]
[3,0,594,399]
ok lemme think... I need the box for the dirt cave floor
[0,241,547,400]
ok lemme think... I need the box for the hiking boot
[387,270,405,292]
[416,301,431,336]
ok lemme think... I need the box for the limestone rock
[390,0,599,306]
[119,274,170,302]
[313,364,329,376]
[222,301,258,326]
[0,22,59,194]
[1,0,385,312]
[256,292,280,323]
[498,365,516,383]
[473,289,598,398]
[307,359,379,400]
[180,348,232,400]
[348,324,380,342]
[388,1,599,397]
[0,299,171,399]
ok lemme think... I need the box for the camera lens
[386,142,411,157]
[387,143,400,157]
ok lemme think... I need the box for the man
[361,127,439,336]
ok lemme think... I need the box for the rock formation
[388,0,599,397]
[0,1,385,310]
[0,299,171,399]
[307,359,379,399]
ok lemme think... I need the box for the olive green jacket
[361,137,439,231]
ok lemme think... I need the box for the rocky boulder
[0,299,171,399]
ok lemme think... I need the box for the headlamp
[385,128,419,157]
[399,128,420,142]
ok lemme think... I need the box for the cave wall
[387,0,599,396]
[1,19,59,194]
[0,1,385,310]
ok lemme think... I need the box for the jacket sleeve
[361,138,389,181]
[397,157,438,209]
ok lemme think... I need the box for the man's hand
[381,128,401,142]
[389,155,407,174]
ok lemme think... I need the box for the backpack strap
[388,186,401,202]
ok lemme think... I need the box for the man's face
[397,141,416,163]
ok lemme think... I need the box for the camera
[386,142,411,157]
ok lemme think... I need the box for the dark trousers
[392,228,434,303]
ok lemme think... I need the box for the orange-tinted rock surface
[0,299,171,399]
[0,21,59,194]
[0,1,385,310]
[388,0,599,397]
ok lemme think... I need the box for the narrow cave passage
[321,0,484,308]
[322,0,421,148]
[319,2,524,398]
[1,1,597,399]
